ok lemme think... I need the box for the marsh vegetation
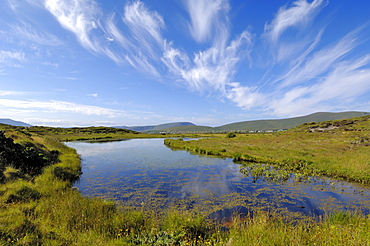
[68,138,370,220]
[165,115,370,184]
[0,116,370,245]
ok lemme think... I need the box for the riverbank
[165,115,370,185]
[24,125,193,142]
[1,121,370,245]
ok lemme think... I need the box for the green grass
[165,115,370,184]
[228,210,370,246]
[159,111,370,133]
[23,125,200,142]
[1,117,370,245]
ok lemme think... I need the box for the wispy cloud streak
[271,55,370,116]
[45,0,167,76]
[10,22,63,46]
[121,1,166,76]
[277,29,359,88]
[0,98,125,118]
[45,0,101,52]
[44,0,252,88]
[163,0,252,94]
[0,50,25,62]
[184,0,229,43]
[0,90,31,96]
[245,0,370,117]
[40,0,370,118]
[123,1,164,47]
[264,0,326,42]
[0,50,26,68]
[163,30,252,94]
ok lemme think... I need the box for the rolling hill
[156,111,370,133]
[2,111,369,134]
[0,118,32,127]
[114,122,195,132]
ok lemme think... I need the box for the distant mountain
[159,125,214,133]
[159,111,370,133]
[216,111,370,132]
[114,122,195,132]
[0,118,32,127]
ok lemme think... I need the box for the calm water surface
[65,138,370,219]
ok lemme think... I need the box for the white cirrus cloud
[162,28,252,94]
[270,55,370,117]
[264,0,326,43]
[244,0,370,117]
[44,0,251,90]
[183,0,229,43]
[121,0,166,76]
[24,118,119,127]
[45,0,166,76]
[0,99,125,118]
[40,0,370,119]
[226,82,266,110]
[0,90,31,96]
[10,22,63,46]
[45,0,102,52]
[123,1,164,47]
[276,28,359,88]
[0,50,26,63]
[105,13,132,50]
[87,93,98,98]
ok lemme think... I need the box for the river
[65,138,370,220]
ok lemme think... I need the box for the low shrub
[53,166,81,182]
[225,132,237,138]
[6,186,41,203]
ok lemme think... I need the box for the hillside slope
[160,111,370,133]
[0,118,32,127]
[216,111,370,132]
[115,122,195,132]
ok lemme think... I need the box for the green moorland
[157,111,370,133]
[25,126,167,141]
[0,119,369,245]
[165,115,370,184]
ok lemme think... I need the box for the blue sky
[1,0,370,127]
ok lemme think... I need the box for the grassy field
[26,126,169,141]
[157,111,370,133]
[0,118,370,245]
[165,115,370,184]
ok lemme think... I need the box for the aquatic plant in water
[239,163,291,182]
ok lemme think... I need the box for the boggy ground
[165,115,370,184]
[0,117,370,245]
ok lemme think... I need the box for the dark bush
[225,132,237,138]
[0,131,60,177]
[53,166,80,182]
[13,219,42,243]
[6,186,41,203]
